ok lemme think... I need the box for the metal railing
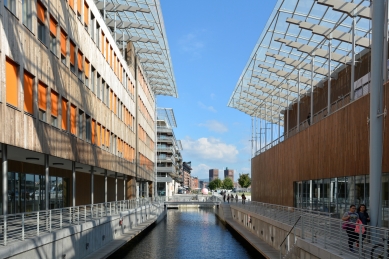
[0,197,164,246]
[232,201,389,258]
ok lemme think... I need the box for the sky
[156,0,278,181]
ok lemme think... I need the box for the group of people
[342,204,370,252]
[222,192,247,204]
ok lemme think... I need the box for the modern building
[0,0,177,215]
[224,168,234,180]
[228,0,389,227]
[182,162,192,189]
[156,108,183,197]
[209,169,219,182]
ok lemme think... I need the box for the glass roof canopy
[94,0,178,97]
[228,0,372,126]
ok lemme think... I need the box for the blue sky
[157,1,277,181]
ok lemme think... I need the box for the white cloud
[178,32,205,58]
[182,137,239,163]
[199,120,228,133]
[191,163,211,180]
[198,101,217,113]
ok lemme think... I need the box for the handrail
[279,216,301,259]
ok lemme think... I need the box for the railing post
[60,208,63,229]
[49,210,52,233]
[69,207,71,225]
[22,214,25,241]
[358,223,362,257]
[84,205,87,222]
[37,212,39,236]
[110,203,112,215]
[311,212,314,243]
[339,220,343,255]
[77,206,79,225]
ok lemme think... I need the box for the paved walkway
[219,203,279,259]
[83,217,157,259]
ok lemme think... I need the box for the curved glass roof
[95,0,178,97]
[228,0,372,125]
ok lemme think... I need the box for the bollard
[60,209,63,229]
[49,210,52,233]
[37,212,39,236]
[22,214,25,241]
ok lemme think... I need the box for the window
[85,115,91,142]
[77,0,82,20]
[85,59,90,87]
[78,110,84,139]
[77,51,83,81]
[101,32,105,53]
[96,73,101,98]
[91,119,96,144]
[70,41,76,73]
[51,90,59,127]
[6,58,19,107]
[38,82,47,122]
[84,2,89,30]
[61,98,68,130]
[105,39,109,62]
[109,90,113,111]
[60,29,67,65]
[106,129,110,149]
[69,0,75,12]
[22,0,32,30]
[4,0,16,14]
[49,16,58,55]
[70,104,77,135]
[97,123,101,146]
[90,66,95,91]
[91,14,95,41]
[102,126,106,147]
[102,80,105,103]
[106,84,109,106]
[37,1,46,44]
[23,71,34,114]
[114,94,117,115]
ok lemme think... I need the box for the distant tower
[209,169,219,182]
[224,168,234,180]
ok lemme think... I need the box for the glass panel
[322,178,330,212]
[355,175,366,207]
[8,172,15,214]
[337,177,346,216]
[50,176,57,209]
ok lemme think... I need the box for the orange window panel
[101,126,105,146]
[101,32,105,52]
[105,40,109,61]
[91,119,96,144]
[37,1,45,22]
[70,41,76,65]
[6,59,19,107]
[77,51,83,71]
[114,53,117,74]
[62,98,68,130]
[70,104,77,135]
[114,94,117,114]
[106,130,110,147]
[23,71,34,114]
[49,16,57,36]
[110,47,113,67]
[60,29,67,57]
[69,0,75,11]
[97,123,101,146]
[38,82,47,111]
[84,3,89,25]
[85,59,90,79]
[51,90,59,117]
[77,0,82,14]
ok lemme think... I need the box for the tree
[208,178,223,190]
[238,173,251,189]
[222,177,234,190]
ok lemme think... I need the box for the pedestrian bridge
[164,194,220,208]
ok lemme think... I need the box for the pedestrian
[242,193,246,204]
[223,193,226,203]
[235,194,238,203]
[227,194,230,203]
[356,204,370,247]
[307,112,311,125]
[342,204,359,252]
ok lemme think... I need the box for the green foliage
[238,173,251,188]
[208,178,223,190]
[222,177,234,190]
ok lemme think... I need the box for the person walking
[227,194,230,203]
[356,204,370,247]
[342,204,359,252]
[242,193,246,204]
[235,194,238,203]
[223,193,226,203]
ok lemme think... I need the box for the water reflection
[112,208,262,259]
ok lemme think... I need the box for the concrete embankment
[0,203,166,259]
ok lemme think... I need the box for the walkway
[219,203,279,259]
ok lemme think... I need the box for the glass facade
[294,174,389,226]
[1,171,68,215]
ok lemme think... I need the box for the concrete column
[370,0,386,228]
[145,182,149,197]
[327,35,332,115]
[123,176,126,200]
[45,154,49,210]
[104,170,107,203]
[311,55,314,125]
[297,68,300,132]
[72,161,76,207]
[2,144,8,215]
[350,16,356,101]
[90,166,94,205]
[286,79,290,138]
[115,172,118,201]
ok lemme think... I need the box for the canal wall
[230,205,344,259]
[0,203,165,259]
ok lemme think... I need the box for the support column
[90,166,94,205]
[271,98,273,146]
[265,104,267,149]
[286,79,290,138]
[104,170,107,203]
[370,0,386,228]
[297,68,300,132]
[278,88,281,140]
[115,172,118,201]
[259,112,262,152]
[72,161,76,207]
[254,117,257,154]
[45,154,49,210]
[327,35,332,115]
[311,55,315,125]
[2,144,8,215]
[350,16,356,101]
[123,176,126,200]
[251,117,254,157]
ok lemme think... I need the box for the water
[110,208,264,259]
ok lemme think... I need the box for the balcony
[157,166,175,173]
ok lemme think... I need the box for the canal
[110,207,264,259]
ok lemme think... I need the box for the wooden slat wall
[252,81,389,206]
